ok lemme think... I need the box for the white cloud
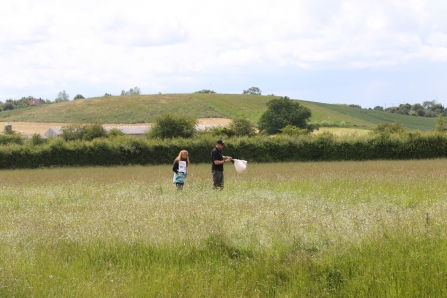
[428,32,447,47]
[1,0,447,106]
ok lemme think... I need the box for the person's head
[176,150,190,166]
[216,139,225,150]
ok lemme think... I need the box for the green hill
[0,94,437,131]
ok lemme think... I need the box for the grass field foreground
[1,160,447,296]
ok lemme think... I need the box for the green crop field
[1,160,447,297]
[0,93,437,131]
[305,101,437,131]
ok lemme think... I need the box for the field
[1,160,447,297]
[304,101,437,131]
[0,93,437,131]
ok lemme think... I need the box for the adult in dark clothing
[172,150,189,190]
[211,139,232,189]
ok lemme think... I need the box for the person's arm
[172,160,179,173]
[212,151,226,165]
[213,156,232,165]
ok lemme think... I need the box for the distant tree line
[121,87,141,96]
[370,100,446,117]
[0,86,143,112]
[195,89,216,94]
[0,96,51,111]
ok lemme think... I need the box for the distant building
[43,124,222,138]
[44,126,151,138]
[28,97,45,106]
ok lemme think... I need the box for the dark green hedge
[1,133,447,169]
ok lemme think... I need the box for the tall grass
[1,160,447,296]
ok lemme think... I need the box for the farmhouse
[28,97,45,105]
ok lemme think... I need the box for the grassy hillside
[0,93,437,131]
[304,101,437,131]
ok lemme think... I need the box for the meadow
[1,160,447,297]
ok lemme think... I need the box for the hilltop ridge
[0,93,436,131]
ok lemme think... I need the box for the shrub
[60,123,107,141]
[73,94,85,100]
[435,115,447,132]
[29,133,47,146]
[227,116,257,137]
[195,126,227,137]
[280,125,309,136]
[372,122,407,135]
[0,132,24,145]
[83,124,107,141]
[147,114,198,139]
[60,123,85,141]
[108,128,125,138]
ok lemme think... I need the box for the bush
[0,132,24,145]
[60,123,85,141]
[280,125,309,136]
[29,134,47,146]
[60,123,107,141]
[73,94,85,100]
[371,122,407,135]
[227,116,257,137]
[195,126,227,137]
[83,124,107,141]
[435,115,447,132]
[147,114,198,139]
[108,128,125,138]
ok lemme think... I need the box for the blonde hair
[175,150,190,167]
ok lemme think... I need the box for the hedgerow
[0,132,446,169]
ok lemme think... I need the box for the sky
[1,0,447,109]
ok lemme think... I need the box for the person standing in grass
[173,150,189,190]
[211,139,232,190]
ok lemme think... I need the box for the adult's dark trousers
[212,170,224,189]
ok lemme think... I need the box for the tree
[55,90,70,102]
[242,87,261,95]
[147,114,198,139]
[435,115,447,132]
[258,96,312,135]
[227,116,257,137]
[121,87,141,95]
[2,102,14,110]
[195,89,216,94]
[73,94,85,100]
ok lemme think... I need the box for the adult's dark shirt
[211,146,224,171]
